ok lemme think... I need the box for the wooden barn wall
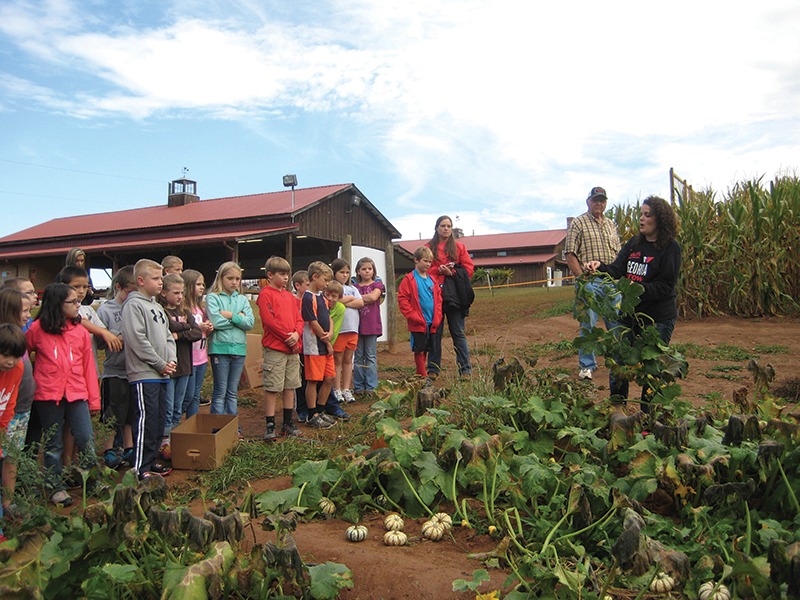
[299,191,393,250]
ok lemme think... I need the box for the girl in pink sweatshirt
[26,283,99,507]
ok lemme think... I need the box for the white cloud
[2,0,800,235]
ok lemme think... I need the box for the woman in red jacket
[26,283,99,507]
[426,215,475,378]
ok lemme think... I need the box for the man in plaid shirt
[565,186,621,380]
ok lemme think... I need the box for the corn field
[609,175,800,317]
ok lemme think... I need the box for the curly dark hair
[641,196,678,248]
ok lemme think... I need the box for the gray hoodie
[121,290,177,383]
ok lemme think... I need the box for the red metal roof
[0,184,350,243]
[471,253,557,266]
[0,225,297,259]
[396,229,567,255]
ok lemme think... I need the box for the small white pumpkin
[650,572,675,594]
[431,512,453,531]
[698,581,730,600]
[384,513,404,531]
[383,530,408,546]
[421,519,445,541]
[345,524,368,542]
[318,497,336,515]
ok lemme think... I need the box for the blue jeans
[609,318,676,405]
[210,354,245,415]
[578,280,620,371]
[428,306,472,376]
[186,361,208,419]
[164,374,193,436]
[36,400,96,491]
[353,334,379,391]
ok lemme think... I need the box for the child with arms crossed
[329,259,363,404]
[353,257,384,395]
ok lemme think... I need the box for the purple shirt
[357,280,384,336]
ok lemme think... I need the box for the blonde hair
[265,256,291,275]
[292,270,309,290]
[326,280,343,297]
[134,259,162,280]
[182,269,206,311]
[414,246,434,261]
[308,261,333,280]
[162,273,185,291]
[161,255,183,271]
[209,261,243,294]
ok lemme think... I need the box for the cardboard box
[239,333,264,389]
[171,414,239,470]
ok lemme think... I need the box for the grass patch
[197,438,329,495]
[522,339,575,358]
[754,344,789,354]
[674,342,753,361]
[470,286,574,324]
[710,365,743,372]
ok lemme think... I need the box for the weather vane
[181,167,189,178]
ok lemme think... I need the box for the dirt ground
[179,312,800,599]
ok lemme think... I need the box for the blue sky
[2,0,800,242]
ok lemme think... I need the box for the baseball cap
[587,186,607,201]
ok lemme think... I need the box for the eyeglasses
[63,299,81,306]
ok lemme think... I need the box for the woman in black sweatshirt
[585,195,681,404]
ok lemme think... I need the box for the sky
[1,0,800,243]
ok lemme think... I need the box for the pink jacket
[26,320,101,410]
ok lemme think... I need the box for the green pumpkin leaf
[308,562,353,599]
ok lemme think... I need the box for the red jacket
[398,271,443,333]
[26,320,101,410]
[0,361,22,430]
[427,239,475,287]
[257,285,304,354]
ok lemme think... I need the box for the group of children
[0,252,385,524]
[257,256,385,435]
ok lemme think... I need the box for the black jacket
[442,265,475,314]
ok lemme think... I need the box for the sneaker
[333,389,344,403]
[140,471,164,481]
[199,397,211,407]
[280,422,302,437]
[103,448,123,469]
[121,448,135,467]
[296,410,309,423]
[263,422,277,441]
[50,490,73,507]
[151,459,173,476]
[306,413,334,429]
[326,405,350,420]
[578,368,593,380]
[318,411,337,424]
[342,389,356,403]
[159,441,172,460]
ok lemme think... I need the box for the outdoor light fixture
[283,174,297,187]
[283,174,297,210]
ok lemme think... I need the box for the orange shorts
[304,354,335,381]
[333,332,358,353]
